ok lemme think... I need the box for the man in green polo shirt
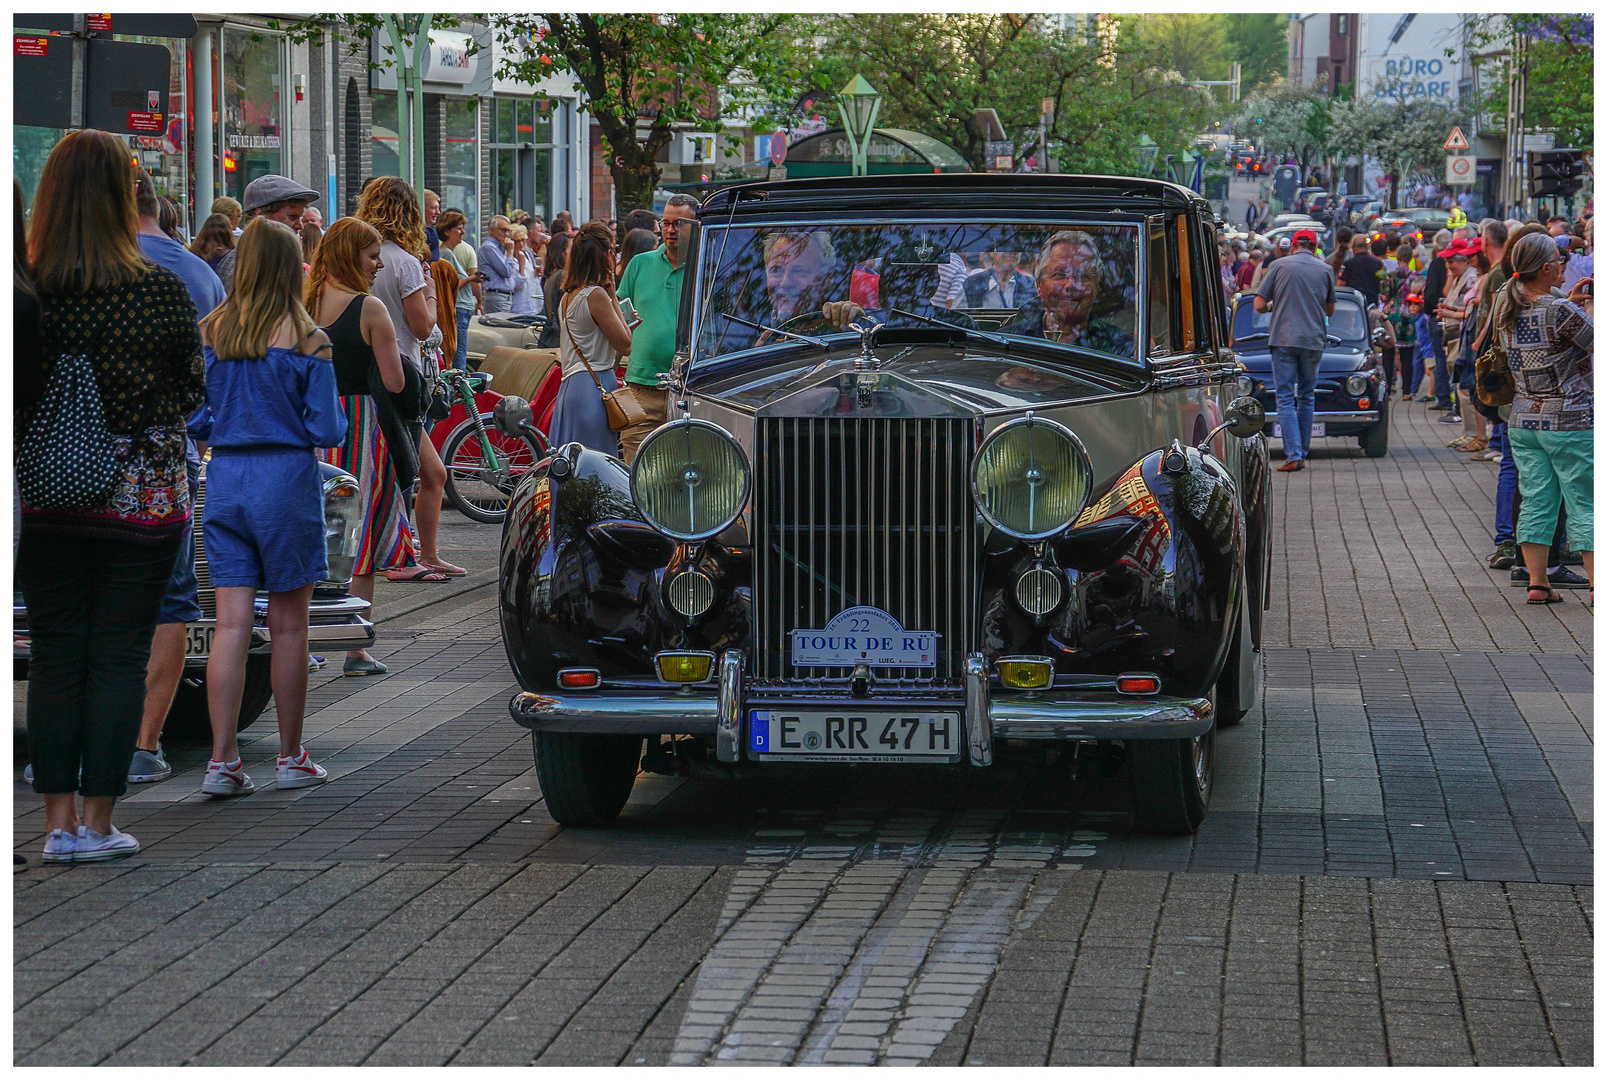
[618,193,698,462]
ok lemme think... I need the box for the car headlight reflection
[631,419,751,541]
[971,416,1092,541]
[322,475,362,583]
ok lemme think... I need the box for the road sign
[768,134,786,167]
[1443,126,1469,152]
[985,140,1014,173]
[13,35,170,131]
[1445,153,1476,185]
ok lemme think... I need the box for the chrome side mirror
[1198,395,1266,451]
[1371,326,1386,342]
[494,395,535,438]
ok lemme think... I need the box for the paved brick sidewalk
[13,393,1592,1065]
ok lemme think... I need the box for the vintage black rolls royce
[494,174,1273,834]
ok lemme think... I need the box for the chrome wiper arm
[887,307,1012,348]
[717,313,831,347]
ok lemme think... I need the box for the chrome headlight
[322,473,362,583]
[971,416,1093,541]
[1344,374,1369,397]
[1236,375,1256,396]
[630,419,751,542]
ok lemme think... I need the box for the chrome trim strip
[1306,411,1382,421]
[965,654,992,766]
[717,650,744,762]
[992,695,1214,740]
[510,690,719,735]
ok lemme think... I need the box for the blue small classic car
[1229,286,1390,458]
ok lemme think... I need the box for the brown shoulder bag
[563,288,647,432]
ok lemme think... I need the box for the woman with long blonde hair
[197,217,347,797]
[307,217,434,672]
[16,129,206,864]
[356,177,465,578]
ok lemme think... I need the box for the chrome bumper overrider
[508,650,1216,764]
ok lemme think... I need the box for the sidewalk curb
[373,568,498,626]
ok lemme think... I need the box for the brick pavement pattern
[13,403,1592,1064]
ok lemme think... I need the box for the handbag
[563,288,647,433]
[1475,334,1515,409]
[17,352,120,510]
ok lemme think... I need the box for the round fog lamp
[1014,565,1065,617]
[971,416,1092,541]
[667,570,715,619]
[1345,374,1369,397]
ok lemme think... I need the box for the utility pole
[69,13,87,127]
[380,13,434,193]
[1502,29,1526,214]
[1039,97,1054,173]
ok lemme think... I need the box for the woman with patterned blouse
[1491,231,1594,603]
[15,130,206,863]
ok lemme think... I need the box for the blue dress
[203,344,347,592]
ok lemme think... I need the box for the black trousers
[17,530,181,798]
[1380,346,1399,395]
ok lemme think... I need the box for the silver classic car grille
[754,417,979,684]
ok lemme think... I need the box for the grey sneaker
[41,829,77,864]
[74,825,140,862]
[128,746,171,784]
[22,764,32,785]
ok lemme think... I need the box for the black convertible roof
[700,172,1211,219]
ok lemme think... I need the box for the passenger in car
[712,230,863,352]
[1000,230,1136,357]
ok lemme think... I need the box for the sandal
[385,566,448,583]
[1526,586,1565,605]
[1456,437,1489,453]
[418,559,467,577]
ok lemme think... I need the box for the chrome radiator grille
[754,417,979,683]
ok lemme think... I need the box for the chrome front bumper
[508,650,1215,765]
[13,593,374,667]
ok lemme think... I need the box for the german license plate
[184,623,215,658]
[1271,422,1325,439]
[748,709,961,763]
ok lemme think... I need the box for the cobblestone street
[14,403,1593,1066]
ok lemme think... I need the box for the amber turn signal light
[997,656,1054,690]
[654,651,715,684]
[1116,673,1161,695]
[557,668,601,690]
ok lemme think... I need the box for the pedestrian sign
[1443,126,1469,152]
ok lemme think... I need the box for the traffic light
[1530,149,1583,197]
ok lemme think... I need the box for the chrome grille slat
[754,416,977,684]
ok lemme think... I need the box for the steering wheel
[772,309,838,336]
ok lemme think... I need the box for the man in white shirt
[962,250,1034,309]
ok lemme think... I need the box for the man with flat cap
[214,174,320,293]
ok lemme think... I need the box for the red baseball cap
[1292,229,1319,248]
[1439,238,1477,259]
[1405,293,1424,304]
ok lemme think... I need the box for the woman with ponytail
[1491,229,1594,604]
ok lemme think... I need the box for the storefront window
[489,95,562,228]
[370,89,399,179]
[442,97,479,239]
[222,28,284,201]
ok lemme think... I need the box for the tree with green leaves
[1224,14,1289,94]
[1236,78,1331,173]
[778,14,1211,176]
[1460,15,1592,152]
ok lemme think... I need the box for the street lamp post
[836,74,883,177]
[1135,133,1159,178]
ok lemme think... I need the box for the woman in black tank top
[307,220,444,674]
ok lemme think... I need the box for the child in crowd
[1406,294,1432,400]
[197,218,348,796]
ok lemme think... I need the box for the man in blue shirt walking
[478,216,518,313]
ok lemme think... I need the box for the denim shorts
[202,448,328,593]
[158,454,204,624]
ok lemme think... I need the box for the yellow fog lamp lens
[997,656,1054,690]
[655,651,715,684]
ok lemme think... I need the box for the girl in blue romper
[199,218,348,798]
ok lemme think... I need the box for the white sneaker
[41,829,77,864]
[74,825,140,862]
[201,758,256,797]
[128,746,171,784]
[276,748,329,790]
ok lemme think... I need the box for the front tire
[1131,725,1215,835]
[1361,401,1390,457]
[533,732,643,827]
[163,653,272,741]
[442,416,543,525]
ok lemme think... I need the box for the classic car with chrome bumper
[494,173,1273,835]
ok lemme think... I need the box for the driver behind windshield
[999,230,1135,357]
[712,230,863,352]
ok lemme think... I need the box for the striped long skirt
[320,394,416,576]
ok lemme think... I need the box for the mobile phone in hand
[619,297,640,327]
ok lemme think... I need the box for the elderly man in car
[1000,230,1135,357]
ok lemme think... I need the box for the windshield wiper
[717,313,831,347]
[1234,331,1269,342]
[887,307,1012,348]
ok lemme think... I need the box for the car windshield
[1232,298,1368,346]
[694,221,1140,363]
[1398,208,1449,225]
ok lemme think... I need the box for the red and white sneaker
[276,748,328,790]
[201,758,256,797]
